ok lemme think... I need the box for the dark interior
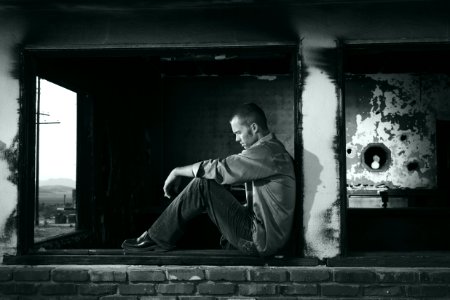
[31,47,295,250]
[344,43,450,74]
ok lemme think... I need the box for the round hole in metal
[361,143,391,172]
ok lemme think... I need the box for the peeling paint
[345,74,447,190]
[255,75,277,81]
[0,14,24,257]
[0,158,17,257]
[239,74,278,81]
[214,54,227,60]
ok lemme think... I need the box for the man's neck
[256,130,270,140]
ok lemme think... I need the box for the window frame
[17,51,96,254]
[13,43,305,265]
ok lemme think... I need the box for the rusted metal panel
[345,73,450,190]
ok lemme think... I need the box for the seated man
[122,103,296,257]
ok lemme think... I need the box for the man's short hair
[230,103,268,131]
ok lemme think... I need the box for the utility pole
[35,78,40,226]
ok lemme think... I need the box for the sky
[38,79,77,183]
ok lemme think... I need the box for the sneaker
[121,231,167,253]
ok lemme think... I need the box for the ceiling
[0,0,441,11]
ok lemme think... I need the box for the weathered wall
[346,74,450,190]
[0,1,449,259]
[0,14,25,257]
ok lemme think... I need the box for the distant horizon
[39,178,76,188]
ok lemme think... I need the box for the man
[122,103,296,257]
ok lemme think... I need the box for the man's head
[229,103,269,149]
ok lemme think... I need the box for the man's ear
[250,122,258,133]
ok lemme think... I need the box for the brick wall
[0,265,450,299]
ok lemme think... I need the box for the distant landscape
[36,179,77,241]
[39,185,74,205]
[39,178,76,205]
[40,178,75,188]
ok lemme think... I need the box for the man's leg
[148,178,257,254]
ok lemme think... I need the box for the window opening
[34,78,77,243]
[16,46,301,261]
[344,43,450,252]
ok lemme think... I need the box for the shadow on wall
[303,148,341,257]
[303,149,323,239]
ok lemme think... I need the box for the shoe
[220,235,237,250]
[121,231,167,253]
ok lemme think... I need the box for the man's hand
[163,170,182,199]
[163,164,196,199]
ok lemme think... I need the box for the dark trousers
[148,178,258,255]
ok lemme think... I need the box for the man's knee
[183,178,209,194]
[192,177,222,186]
[186,178,228,197]
[186,178,225,197]
[189,177,207,187]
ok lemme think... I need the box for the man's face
[230,116,258,149]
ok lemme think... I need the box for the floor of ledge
[3,249,319,266]
[328,251,450,267]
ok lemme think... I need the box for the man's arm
[198,148,282,185]
[163,164,196,199]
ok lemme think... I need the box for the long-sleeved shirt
[192,133,296,256]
